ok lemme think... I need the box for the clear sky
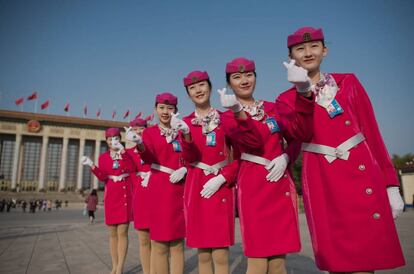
[0,0,413,155]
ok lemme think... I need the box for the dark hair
[226,71,257,85]
[288,40,325,54]
[91,189,97,196]
[185,79,212,94]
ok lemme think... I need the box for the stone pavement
[0,207,412,274]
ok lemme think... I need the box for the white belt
[136,172,147,179]
[108,173,129,182]
[241,153,271,166]
[151,164,175,175]
[302,133,365,163]
[190,160,228,176]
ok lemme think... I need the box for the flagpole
[129,106,132,123]
[34,98,38,113]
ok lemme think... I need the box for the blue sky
[0,0,413,155]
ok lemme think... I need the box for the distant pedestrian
[42,200,47,211]
[0,199,5,212]
[22,200,27,213]
[6,199,12,212]
[47,200,52,211]
[85,189,99,224]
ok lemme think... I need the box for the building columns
[38,135,48,191]
[76,138,85,191]
[11,134,22,191]
[58,137,69,191]
[93,139,101,189]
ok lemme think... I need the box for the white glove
[200,174,226,198]
[265,153,289,182]
[283,59,311,93]
[169,167,187,183]
[170,113,190,134]
[217,88,243,113]
[80,156,94,167]
[124,126,142,144]
[387,187,404,219]
[141,172,151,187]
[111,139,124,151]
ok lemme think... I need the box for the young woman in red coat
[277,26,405,273]
[218,57,314,274]
[133,93,186,274]
[125,117,153,274]
[170,70,257,274]
[81,127,134,274]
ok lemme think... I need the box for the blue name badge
[172,140,182,152]
[112,160,120,170]
[206,132,217,146]
[265,117,280,134]
[326,99,344,118]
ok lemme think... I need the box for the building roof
[0,109,128,130]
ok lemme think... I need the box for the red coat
[181,110,249,248]
[140,125,185,241]
[85,195,98,211]
[91,151,134,225]
[277,74,405,271]
[226,95,313,257]
[126,147,151,230]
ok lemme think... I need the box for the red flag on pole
[135,112,142,119]
[41,100,49,110]
[96,108,101,118]
[83,104,87,116]
[123,110,130,119]
[112,110,116,119]
[145,113,154,121]
[64,103,70,112]
[15,97,24,105]
[27,92,38,100]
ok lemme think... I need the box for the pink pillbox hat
[287,27,324,48]
[129,118,147,127]
[225,57,256,74]
[155,92,178,105]
[183,70,209,87]
[105,127,121,138]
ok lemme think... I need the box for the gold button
[222,198,226,203]
[283,174,288,178]
[124,203,127,206]
[124,194,126,197]
[219,152,223,155]
[373,213,380,219]
[123,186,126,189]
[359,164,365,171]
[345,120,351,126]
[366,188,373,195]
[285,192,290,196]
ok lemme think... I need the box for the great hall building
[0,109,128,192]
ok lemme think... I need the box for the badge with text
[172,140,182,152]
[326,99,344,118]
[265,117,280,134]
[206,132,217,146]
[112,160,120,170]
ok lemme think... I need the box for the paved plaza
[0,206,412,274]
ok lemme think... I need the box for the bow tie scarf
[191,109,221,134]
[312,73,339,108]
[110,150,122,160]
[242,100,266,122]
[159,125,179,143]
